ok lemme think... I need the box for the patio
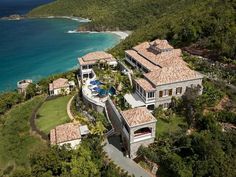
[82,79,112,107]
[124,93,146,108]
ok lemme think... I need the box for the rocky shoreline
[1,14,91,22]
[1,14,25,20]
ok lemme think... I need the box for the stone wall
[82,95,104,113]
[130,137,155,159]
[105,98,123,133]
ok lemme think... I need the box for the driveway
[104,136,152,177]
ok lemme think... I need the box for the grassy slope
[36,95,71,134]
[28,0,236,60]
[156,116,187,137]
[0,96,47,169]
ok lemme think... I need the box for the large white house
[49,78,75,96]
[78,51,117,81]
[124,39,203,110]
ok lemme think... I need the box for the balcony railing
[133,133,152,143]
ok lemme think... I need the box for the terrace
[82,78,116,107]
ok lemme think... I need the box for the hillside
[28,0,236,60]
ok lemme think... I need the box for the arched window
[134,127,152,137]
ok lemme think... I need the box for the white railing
[133,133,152,143]
[82,87,105,107]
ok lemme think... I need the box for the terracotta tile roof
[49,78,69,90]
[125,50,158,71]
[133,42,185,67]
[78,51,116,66]
[144,65,203,86]
[50,123,81,145]
[149,39,174,50]
[135,78,155,91]
[121,107,156,127]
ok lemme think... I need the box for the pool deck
[82,79,108,107]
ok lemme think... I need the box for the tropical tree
[91,121,106,137]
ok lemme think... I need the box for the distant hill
[28,0,236,60]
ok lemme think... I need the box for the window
[176,87,182,95]
[82,65,87,70]
[168,89,172,96]
[147,104,155,110]
[83,73,89,78]
[137,63,142,69]
[148,92,155,98]
[159,91,163,97]
[89,65,93,69]
[160,89,172,97]
[143,90,146,97]
[163,89,170,97]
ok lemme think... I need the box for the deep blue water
[0,0,54,17]
[0,0,120,91]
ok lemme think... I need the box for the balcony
[133,133,152,143]
[133,127,152,143]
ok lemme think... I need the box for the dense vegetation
[6,136,132,177]
[0,92,24,114]
[28,0,236,60]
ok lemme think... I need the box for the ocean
[0,0,120,91]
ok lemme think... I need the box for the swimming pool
[92,86,116,97]
[90,80,103,85]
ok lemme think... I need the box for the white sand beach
[108,31,130,40]
[67,30,131,40]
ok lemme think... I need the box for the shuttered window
[176,87,182,94]
[169,89,172,96]
[159,91,163,97]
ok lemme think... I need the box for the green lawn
[0,96,47,170]
[36,95,71,134]
[156,115,187,137]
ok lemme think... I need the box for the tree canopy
[28,0,236,60]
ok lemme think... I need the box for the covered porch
[124,93,146,108]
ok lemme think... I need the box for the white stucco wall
[129,122,156,143]
[121,120,156,159]
[154,78,203,107]
[58,139,81,149]
[51,87,70,96]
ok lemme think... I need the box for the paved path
[104,139,152,177]
[30,95,49,141]
[67,95,75,121]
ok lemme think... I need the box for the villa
[49,78,75,96]
[50,123,89,148]
[120,107,156,158]
[124,39,203,110]
[78,51,117,81]
[78,39,204,159]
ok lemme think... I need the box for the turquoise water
[0,18,120,91]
